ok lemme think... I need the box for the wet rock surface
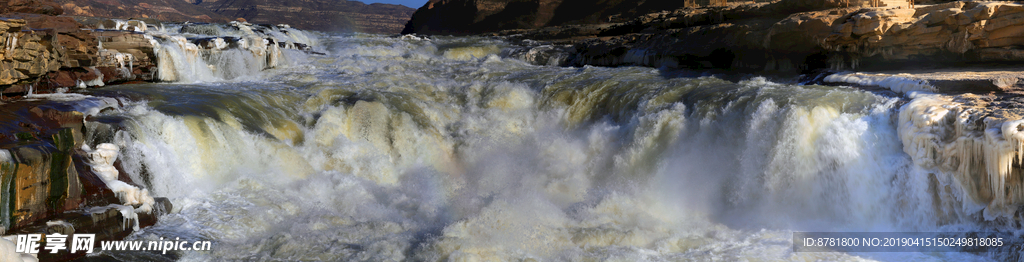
[0,98,171,261]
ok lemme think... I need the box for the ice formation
[84,143,155,213]
[898,93,1024,219]
[4,33,15,52]
[86,205,140,232]
[104,19,147,33]
[825,72,937,93]
[0,235,38,262]
[113,53,133,71]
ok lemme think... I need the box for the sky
[364,0,428,8]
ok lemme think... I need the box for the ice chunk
[85,143,156,213]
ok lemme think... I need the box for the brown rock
[0,16,81,86]
[55,0,229,23]
[3,137,83,229]
[0,0,63,15]
[24,14,80,33]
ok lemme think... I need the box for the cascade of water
[80,36,1015,261]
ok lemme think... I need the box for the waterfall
[77,35,1016,261]
[141,22,314,83]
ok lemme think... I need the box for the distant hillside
[402,0,697,35]
[54,0,414,34]
[199,0,416,34]
[56,0,229,22]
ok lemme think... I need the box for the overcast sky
[365,0,428,8]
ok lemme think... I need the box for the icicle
[899,94,1024,219]
[6,33,16,52]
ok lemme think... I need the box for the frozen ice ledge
[896,91,1024,220]
[815,68,1024,220]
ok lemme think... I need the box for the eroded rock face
[0,13,111,92]
[494,1,1024,74]
[767,1,1024,70]
[0,18,68,87]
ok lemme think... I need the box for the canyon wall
[446,0,1024,75]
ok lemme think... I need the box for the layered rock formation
[0,18,72,88]
[200,0,415,34]
[813,1,1024,68]
[0,16,159,95]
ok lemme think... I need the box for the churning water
[72,33,1020,261]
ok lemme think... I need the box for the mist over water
[77,34,1014,261]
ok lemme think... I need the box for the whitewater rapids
[74,34,1020,261]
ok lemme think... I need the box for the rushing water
[61,33,1020,261]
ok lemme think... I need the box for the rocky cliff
[0,15,100,88]
[435,0,1024,76]
[200,0,415,34]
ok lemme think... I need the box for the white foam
[143,24,317,82]
[96,36,1006,262]
[824,72,937,93]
